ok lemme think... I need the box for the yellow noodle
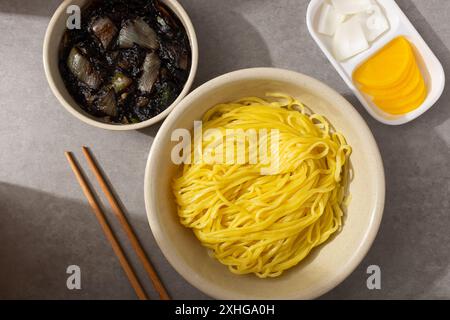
[172,93,352,278]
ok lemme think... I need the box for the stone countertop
[0,0,449,299]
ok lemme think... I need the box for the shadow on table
[0,182,131,299]
[0,0,61,16]
[0,182,210,299]
[323,0,450,299]
[183,0,273,87]
[137,121,162,138]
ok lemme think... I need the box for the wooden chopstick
[81,146,171,300]
[65,151,148,300]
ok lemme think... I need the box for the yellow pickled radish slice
[360,62,416,96]
[374,77,426,110]
[381,88,427,115]
[363,63,422,100]
[353,36,414,89]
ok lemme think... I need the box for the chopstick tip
[64,151,75,165]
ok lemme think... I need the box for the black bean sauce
[59,0,191,124]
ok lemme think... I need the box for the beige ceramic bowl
[145,68,385,299]
[43,0,198,130]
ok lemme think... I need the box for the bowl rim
[144,67,385,299]
[43,0,198,131]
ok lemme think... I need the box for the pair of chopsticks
[65,146,170,300]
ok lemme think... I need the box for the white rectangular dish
[306,0,445,125]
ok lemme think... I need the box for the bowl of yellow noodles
[144,67,385,299]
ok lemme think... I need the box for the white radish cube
[331,0,372,15]
[356,3,389,41]
[317,2,345,36]
[333,15,369,61]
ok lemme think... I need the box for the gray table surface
[0,0,449,300]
